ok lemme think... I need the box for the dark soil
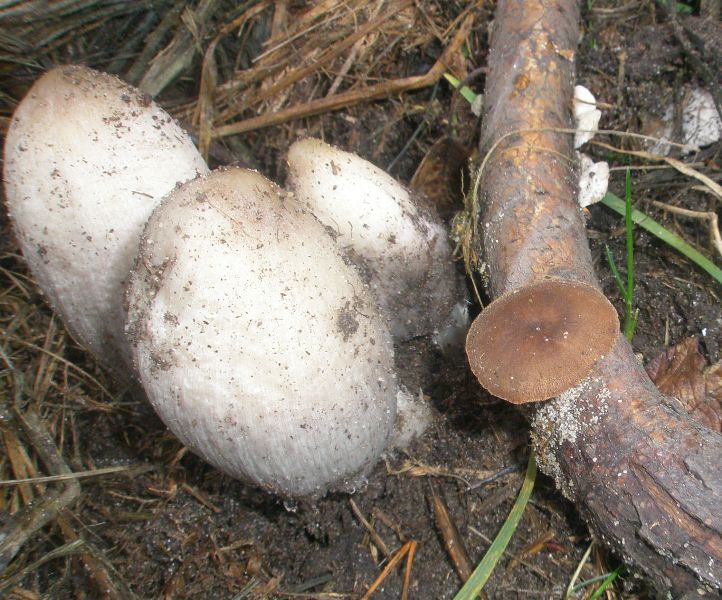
[1,2,720,599]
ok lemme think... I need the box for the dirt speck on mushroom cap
[465,279,619,403]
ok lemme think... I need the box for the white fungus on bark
[578,153,610,208]
[573,85,602,149]
[126,168,403,496]
[286,138,466,342]
[573,85,609,208]
[3,65,208,378]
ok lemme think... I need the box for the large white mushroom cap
[287,138,464,341]
[126,168,399,496]
[3,65,209,378]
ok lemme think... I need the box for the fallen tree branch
[470,1,722,596]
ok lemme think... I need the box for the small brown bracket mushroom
[465,279,619,403]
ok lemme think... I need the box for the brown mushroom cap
[465,279,620,403]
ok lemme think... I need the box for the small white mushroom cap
[648,87,721,156]
[3,65,208,377]
[287,138,464,341]
[573,85,601,149]
[125,168,399,496]
[577,152,610,208]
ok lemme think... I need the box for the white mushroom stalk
[3,65,209,378]
[287,138,467,343]
[126,168,401,496]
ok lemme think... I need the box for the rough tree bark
[472,1,722,597]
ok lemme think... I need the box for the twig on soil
[471,127,694,208]
[125,5,185,85]
[429,484,472,582]
[0,358,81,573]
[209,1,406,124]
[251,2,345,64]
[591,141,722,200]
[652,200,722,258]
[326,0,385,97]
[273,592,355,599]
[471,478,523,518]
[235,1,411,115]
[138,0,223,97]
[3,335,115,404]
[464,464,522,492]
[473,0,722,592]
[181,482,222,513]
[513,530,555,562]
[359,540,417,600]
[349,498,391,558]
[0,464,146,486]
[371,507,407,543]
[0,539,86,595]
[457,125,697,290]
[55,513,138,600]
[0,349,134,597]
[385,458,504,488]
[212,12,475,137]
[602,192,722,284]
[468,527,554,586]
[401,539,416,600]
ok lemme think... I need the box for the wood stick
[429,486,472,581]
[472,1,722,596]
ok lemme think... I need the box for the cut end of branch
[465,279,620,403]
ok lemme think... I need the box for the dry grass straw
[0,244,132,595]
[177,0,477,158]
[0,1,170,77]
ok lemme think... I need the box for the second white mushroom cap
[287,138,465,342]
[126,168,400,496]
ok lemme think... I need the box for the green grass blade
[624,170,634,296]
[587,564,625,599]
[604,245,626,298]
[565,541,594,598]
[600,193,722,285]
[443,73,478,105]
[453,452,537,600]
[622,171,637,341]
[570,572,611,594]
[571,563,626,596]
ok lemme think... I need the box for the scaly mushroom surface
[126,167,401,496]
[3,65,208,378]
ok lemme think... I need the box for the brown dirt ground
[1,2,720,599]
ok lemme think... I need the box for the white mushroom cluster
[4,66,467,496]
